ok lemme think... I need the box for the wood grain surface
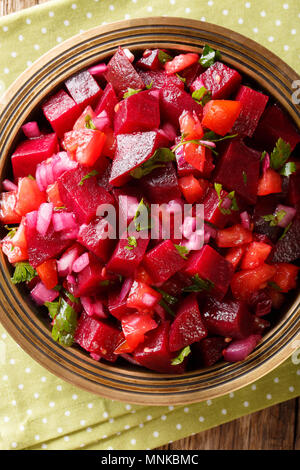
[0,0,299,450]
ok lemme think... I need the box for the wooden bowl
[0,17,299,405]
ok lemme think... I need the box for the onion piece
[88,63,108,77]
[72,252,90,273]
[199,140,216,149]
[52,212,77,232]
[22,121,41,139]
[142,292,159,308]
[93,110,110,131]
[223,334,262,363]
[123,48,134,62]
[160,122,177,142]
[81,296,108,319]
[182,231,204,251]
[57,246,81,277]
[204,223,217,240]
[31,281,59,306]
[275,204,296,228]
[26,210,38,229]
[262,152,270,173]
[119,277,134,302]
[36,202,53,236]
[2,179,18,192]
[240,211,250,230]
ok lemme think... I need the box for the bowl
[0,17,299,405]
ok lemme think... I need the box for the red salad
[1,45,299,373]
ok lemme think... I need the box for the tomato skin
[126,281,162,312]
[15,177,47,217]
[231,264,277,301]
[0,191,21,224]
[241,241,272,270]
[36,258,58,290]
[46,181,63,207]
[183,142,207,172]
[1,217,28,263]
[216,224,253,248]
[202,100,241,136]
[272,263,299,293]
[63,129,106,166]
[121,313,158,351]
[178,175,208,203]
[179,110,203,140]
[73,105,96,131]
[165,53,199,75]
[257,168,282,196]
[225,246,246,270]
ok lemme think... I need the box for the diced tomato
[225,246,246,270]
[121,312,158,351]
[257,168,282,196]
[102,127,116,159]
[178,175,208,203]
[36,258,58,290]
[272,263,299,293]
[46,181,63,207]
[63,129,106,166]
[216,224,253,248]
[73,105,96,131]
[165,53,199,75]
[126,280,162,312]
[202,100,242,136]
[1,217,28,263]
[0,191,21,224]
[15,177,47,217]
[241,241,272,270]
[179,110,203,140]
[183,142,207,172]
[231,264,277,301]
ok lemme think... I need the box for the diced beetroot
[159,84,202,128]
[288,172,300,206]
[57,165,115,224]
[271,215,300,263]
[136,49,161,71]
[94,83,118,123]
[231,85,269,137]
[25,215,71,268]
[180,62,204,88]
[133,321,186,374]
[143,239,187,285]
[104,46,145,98]
[139,163,181,204]
[106,233,150,277]
[202,297,254,339]
[112,186,142,226]
[74,312,120,362]
[77,217,116,263]
[253,195,283,243]
[191,336,227,367]
[114,90,160,135]
[65,70,103,111]
[251,316,271,335]
[169,293,208,351]
[191,61,242,99]
[108,288,135,320]
[252,104,300,152]
[42,89,82,138]
[174,141,202,178]
[11,133,58,179]
[138,69,185,90]
[249,288,272,317]
[182,245,234,299]
[214,139,261,205]
[72,254,111,297]
[203,187,233,229]
[109,131,162,187]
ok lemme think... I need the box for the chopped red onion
[262,152,270,173]
[221,196,232,211]
[275,204,296,228]
[199,140,216,148]
[72,252,90,273]
[119,277,134,302]
[36,153,78,191]
[123,48,134,62]
[57,246,82,277]
[36,202,53,236]
[25,210,38,229]
[66,274,76,284]
[182,231,204,251]
[31,281,59,306]
[181,216,196,239]
[2,179,18,192]
[22,121,41,139]
[81,296,107,319]
[93,110,110,131]
[240,211,250,230]
[88,63,108,77]
[223,334,261,362]
[52,212,77,232]
[204,223,217,240]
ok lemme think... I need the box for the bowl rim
[0,16,299,405]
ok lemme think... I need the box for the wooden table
[1,0,299,451]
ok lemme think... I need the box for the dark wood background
[1,0,299,450]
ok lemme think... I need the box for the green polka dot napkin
[0,0,299,451]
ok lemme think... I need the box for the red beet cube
[232,85,269,137]
[94,83,118,123]
[271,215,300,263]
[169,293,208,351]
[202,297,254,339]
[136,49,161,71]
[192,336,227,367]
[159,84,202,128]
[252,104,300,152]
[42,89,81,138]
[57,165,115,225]
[288,172,300,206]
[133,321,186,373]
[106,233,150,277]
[139,162,181,204]
[183,245,234,299]
[72,254,110,297]
[214,139,261,205]
[108,288,135,320]
[65,70,103,111]
[180,62,204,88]
[253,195,282,243]
[142,239,187,285]
[191,61,242,99]
[203,187,233,229]
[11,133,58,179]
[104,47,145,98]
[109,131,162,187]
[114,90,160,135]
[74,313,120,362]
[138,69,185,90]
[77,217,116,263]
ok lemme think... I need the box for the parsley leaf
[133,198,151,232]
[44,301,59,319]
[11,262,37,284]
[192,87,212,106]
[51,297,77,347]
[171,345,191,365]
[174,244,189,260]
[158,50,173,64]
[145,81,153,90]
[262,209,286,227]
[176,73,186,83]
[242,171,248,185]
[125,235,137,250]
[123,88,141,99]
[130,147,175,179]
[183,274,214,293]
[214,183,239,215]
[279,221,292,240]
[280,161,296,177]
[4,225,18,239]
[153,287,178,306]
[85,114,96,130]
[270,138,292,171]
[78,170,99,186]
[199,44,221,68]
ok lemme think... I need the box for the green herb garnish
[267,281,282,291]
[78,170,99,186]
[262,209,286,227]
[242,171,248,185]
[176,73,186,83]
[145,81,154,90]
[174,244,189,260]
[123,88,141,99]
[279,221,292,240]
[279,161,296,177]
[51,297,77,347]
[171,346,191,365]
[214,183,239,215]
[125,235,138,250]
[158,50,173,64]
[199,44,221,68]
[130,147,175,179]
[85,114,96,130]
[183,274,214,293]
[133,198,152,232]
[153,287,178,306]
[4,225,18,239]
[11,262,37,284]
[192,86,212,106]
[44,301,59,319]
[270,138,291,171]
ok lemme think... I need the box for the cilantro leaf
[85,114,96,130]
[199,44,221,68]
[130,147,175,179]
[44,301,59,319]
[174,244,189,260]
[158,50,173,64]
[214,183,239,215]
[133,198,151,232]
[192,86,212,106]
[171,346,191,365]
[176,73,186,83]
[51,297,77,347]
[4,225,18,239]
[125,235,138,250]
[183,274,214,293]
[242,171,248,185]
[262,209,286,227]
[123,88,141,99]
[280,161,296,177]
[270,138,292,171]
[279,221,292,240]
[11,262,37,284]
[78,170,99,186]
[153,287,178,306]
